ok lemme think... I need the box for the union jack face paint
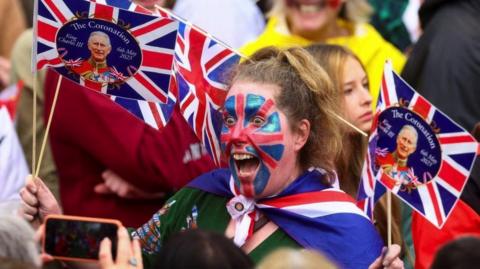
[221,83,299,198]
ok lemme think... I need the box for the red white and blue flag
[36,0,241,167]
[357,62,479,228]
[34,0,178,103]
[173,22,240,166]
[109,96,174,130]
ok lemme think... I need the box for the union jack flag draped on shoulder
[357,62,479,228]
[34,0,177,104]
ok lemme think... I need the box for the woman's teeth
[299,4,322,14]
[233,153,254,160]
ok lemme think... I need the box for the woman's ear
[294,119,310,151]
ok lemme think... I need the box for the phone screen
[44,218,119,261]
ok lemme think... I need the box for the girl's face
[342,56,372,133]
[221,82,303,199]
[284,0,342,39]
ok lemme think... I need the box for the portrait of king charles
[377,124,418,184]
[71,31,115,83]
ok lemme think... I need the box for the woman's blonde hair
[271,0,373,24]
[257,248,339,269]
[229,46,342,181]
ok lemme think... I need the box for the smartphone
[43,214,122,262]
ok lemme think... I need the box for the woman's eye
[363,83,369,90]
[224,116,236,126]
[343,88,353,95]
[252,116,265,126]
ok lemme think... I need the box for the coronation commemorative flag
[35,0,178,104]
[36,0,241,166]
[357,62,478,228]
[89,0,175,129]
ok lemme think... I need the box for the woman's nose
[230,125,249,144]
[361,88,372,106]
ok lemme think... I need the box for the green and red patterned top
[132,186,299,267]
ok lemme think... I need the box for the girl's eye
[363,83,369,90]
[224,116,236,126]
[252,116,265,126]
[343,88,353,95]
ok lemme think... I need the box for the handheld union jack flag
[35,0,178,103]
[173,21,241,166]
[358,62,479,228]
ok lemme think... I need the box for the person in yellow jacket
[240,0,406,109]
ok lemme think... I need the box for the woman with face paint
[305,44,407,258]
[240,0,406,111]
[21,47,403,269]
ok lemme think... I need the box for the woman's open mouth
[232,153,260,180]
[288,0,327,14]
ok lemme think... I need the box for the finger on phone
[99,238,113,268]
[116,227,131,265]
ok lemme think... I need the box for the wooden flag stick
[387,190,392,247]
[31,72,38,175]
[34,76,62,178]
[332,112,368,137]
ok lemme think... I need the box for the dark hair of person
[229,46,342,183]
[155,229,254,269]
[430,236,480,269]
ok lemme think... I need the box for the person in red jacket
[44,70,216,227]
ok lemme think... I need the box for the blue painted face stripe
[244,94,265,126]
[260,112,281,133]
[259,145,285,161]
[224,95,237,119]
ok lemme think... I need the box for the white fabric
[173,0,265,49]
[0,107,29,202]
[226,194,257,246]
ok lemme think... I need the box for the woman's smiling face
[284,0,342,38]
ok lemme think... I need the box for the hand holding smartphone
[43,215,122,262]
